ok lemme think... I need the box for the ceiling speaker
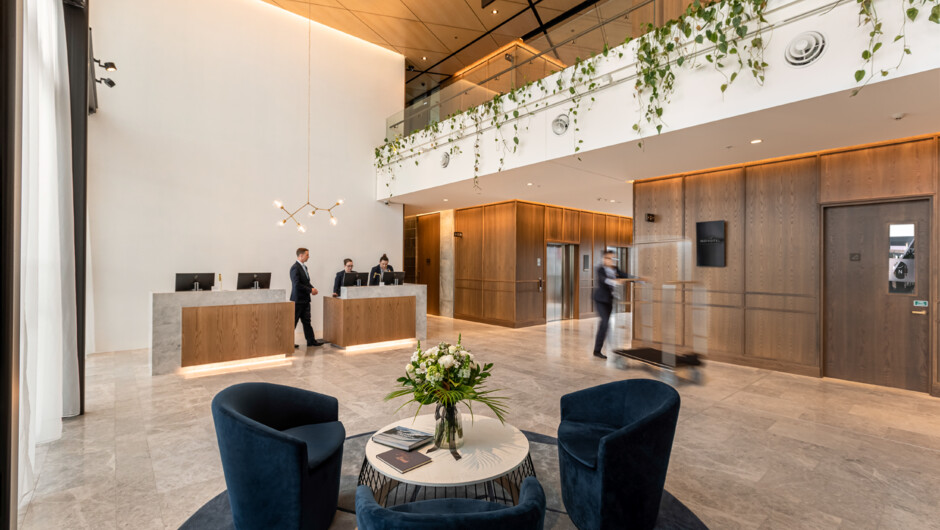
[552,114,570,135]
[441,151,450,168]
[785,31,826,67]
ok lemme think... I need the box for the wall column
[439,210,454,317]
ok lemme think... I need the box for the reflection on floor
[17,315,940,529]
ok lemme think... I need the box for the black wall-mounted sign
[646,213,655,222]
[850,253,861,261]
[696,221,726,267]
[454,232,463,238]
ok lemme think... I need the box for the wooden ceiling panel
[398,47,453,70]
[274,1,392,47]
[454,34,501,65]
[335,0,417,20]
[468,0,529,31]
[425,23,487,53]
[399,0,486,31]
[490,8,540,36]
[357,13,448,52]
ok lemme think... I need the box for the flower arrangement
[385,335,508,451]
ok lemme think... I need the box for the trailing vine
[853,0,939,95]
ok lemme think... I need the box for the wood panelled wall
[633,134,940,395]
[454,200,631,327]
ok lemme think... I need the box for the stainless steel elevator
[546,244,577,322]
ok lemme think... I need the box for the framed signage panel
[696,220,725,267]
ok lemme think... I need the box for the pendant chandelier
[274,2,342,233]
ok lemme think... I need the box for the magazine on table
[371,426,434,451]
[376,448,432,473]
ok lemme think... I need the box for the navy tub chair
[355,476,547,530]
[211,382,345,530]
[557,379,680,530]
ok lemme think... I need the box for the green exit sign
[914,300,928,307]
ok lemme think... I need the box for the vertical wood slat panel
[516,202,545,323]
[580,212,595,316]
[455,207,483,318]
[820,140,936,203]
[181,302,293,367]
[545,206,564,241]
[563,209,580,243]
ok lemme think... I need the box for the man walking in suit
[592,250,627,359]
[291,248,324,348]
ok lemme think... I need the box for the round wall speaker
[785,31,826,67]
[552,114,570,135]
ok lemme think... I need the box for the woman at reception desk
[368,254,394,286]
[323,261,426,349]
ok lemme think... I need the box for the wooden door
[417,213,440,316]
[824,200,930,392]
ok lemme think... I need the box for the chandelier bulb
[277,219,286,227]
[297,224,306,233]
[273,200,283,208]
[309,210,316,216]
[337,199,344,205]
[330,217,338,226]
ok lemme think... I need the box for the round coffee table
[358,414,536,507]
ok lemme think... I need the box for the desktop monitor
[355,272,370,286]
[236,272,271,290]
[342,272,360,287]
[382,271,406,285]
[175,273,215,292]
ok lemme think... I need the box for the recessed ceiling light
[609,199,616,203]
[422,56,427,61]
[526,182,533,186]
[492,9,498,14]
[443,198,449,202]
[750,139,763,144]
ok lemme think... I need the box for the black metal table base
[357,453,536,507]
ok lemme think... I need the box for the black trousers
[294,302,317,345]
[594,301,612,353]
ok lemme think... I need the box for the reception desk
[323,285,427,348]
[150,289,292,375]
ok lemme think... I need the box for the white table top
[365,414,530,488]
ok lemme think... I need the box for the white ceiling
[396,69,940,216]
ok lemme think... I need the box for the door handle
[538,277,542,292]
[912,310,927,315]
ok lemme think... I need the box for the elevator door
[546,244,576,322]
[824,200,930,392]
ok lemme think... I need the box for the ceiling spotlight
[94,59,117,71]
[492,9,498,14]
[422,56,427,61]
[406,65,415,72]
[443,198,449,202]
[750,139,763,144]
[526,182,533,186]
[96,78,116,88]
[609,199,616,203]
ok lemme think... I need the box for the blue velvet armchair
[557,379,680,530]
[355,476,547,530]
[211,382,345,530]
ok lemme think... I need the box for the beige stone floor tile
[17,315,940,529]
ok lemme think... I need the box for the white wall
[88,0,404,353]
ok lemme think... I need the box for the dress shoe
[593,351,607,359]
[308,340,326,347]
[294,344,300,349]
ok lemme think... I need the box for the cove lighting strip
[343,339,417,353]
[179,354,291,377]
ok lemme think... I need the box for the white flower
[448,345,457,354]
[406,364,414,373]
[438,355,455,369]
[458,367,470,380]
[411,352,419,362]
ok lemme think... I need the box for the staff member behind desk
[368,254,394,286]
[290,247,324,348]
[332,258,355,297]
[592,250,629,360]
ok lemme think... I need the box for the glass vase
[433,404,464,451]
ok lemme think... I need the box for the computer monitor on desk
[356,272,370,286]
[382,271,406,285]
[236,272,271,290]
[342,272,359,287]
[175,273,215,292]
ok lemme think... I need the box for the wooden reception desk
[323,285,427,348]
[150,289,293,375]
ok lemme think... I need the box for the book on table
[376,448,432,474]
[371,426,433,451]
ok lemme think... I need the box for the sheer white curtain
[18,0,81,505]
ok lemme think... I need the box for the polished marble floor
[17,315,940,529]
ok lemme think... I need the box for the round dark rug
[181,431,706,529]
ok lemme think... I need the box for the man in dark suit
[368,254,394,286]
[290,248,324,347]
[332,258,354,297]
[592,250,628,359]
